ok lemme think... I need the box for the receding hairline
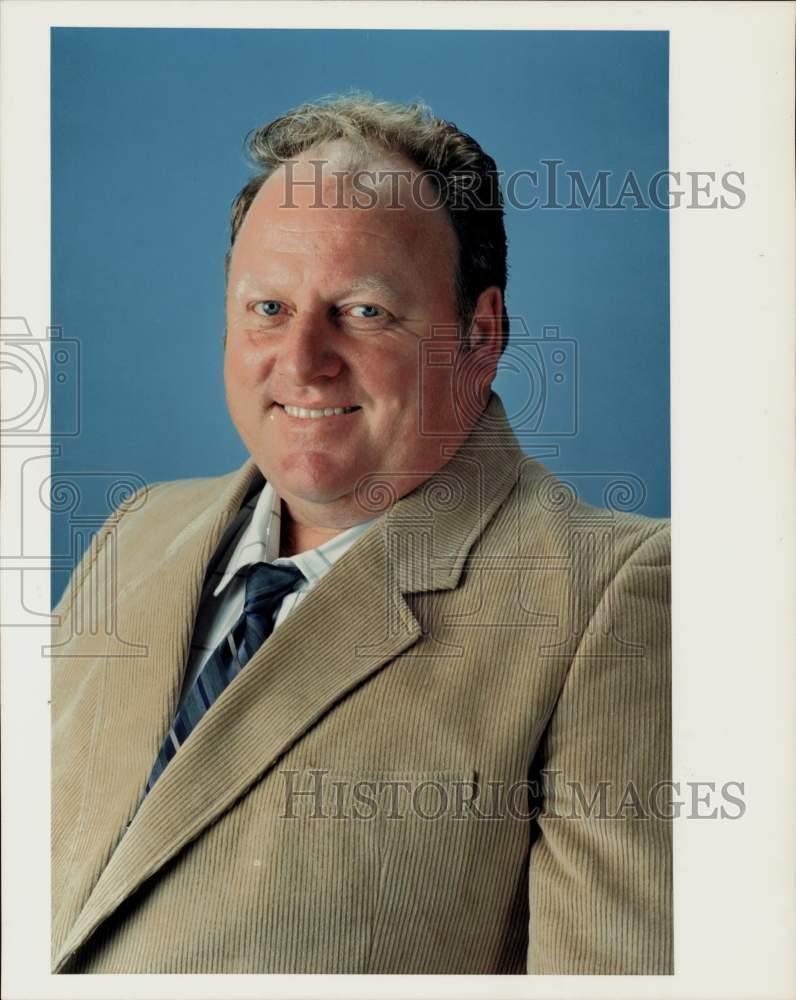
[252,138,449,207]
[226,94,510,351]
[230,139,460,287]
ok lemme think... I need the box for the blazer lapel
[54,523,422,971]
[52,459,262,965]
[54,393,527,972]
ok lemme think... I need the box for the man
[51,95,672,975]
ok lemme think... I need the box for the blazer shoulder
[495,461,669,615]
[113,461,257,532]
[510,458,669,560]
[54,463,257,617]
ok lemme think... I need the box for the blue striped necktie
[144,561,304,794]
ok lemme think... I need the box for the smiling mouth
[279,403,361,420]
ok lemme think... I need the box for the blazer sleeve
[527,523,673,974]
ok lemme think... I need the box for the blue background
[51,28,669,604]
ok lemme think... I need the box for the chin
[284,479,355,506]
[262,452,358,506]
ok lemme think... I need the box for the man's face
[224,144,499,524]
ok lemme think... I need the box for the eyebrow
[233,268,408,305]
[333,277,401,300]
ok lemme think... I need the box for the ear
[466,286,504,355]
[463,287,503,400]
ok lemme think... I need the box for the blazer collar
[379,391,526,593]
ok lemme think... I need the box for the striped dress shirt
[175,477,378,716]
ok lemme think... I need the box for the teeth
[283,405,357,419]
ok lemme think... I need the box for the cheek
[223,354,242,410]
[224,337,265,392]
[355,345,420,407]
[418,361,455,412]
[224,352,263,438]
[224,350,244,388]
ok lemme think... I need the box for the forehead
[233,142,458,266]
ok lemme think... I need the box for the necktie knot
[243,561,305,618]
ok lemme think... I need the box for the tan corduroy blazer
[51,393,672,975]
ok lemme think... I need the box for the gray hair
[227,93,509,353]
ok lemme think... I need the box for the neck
[278,505,351,557]
[275,483,388,557]
[274,443,478,557]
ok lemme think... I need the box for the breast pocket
[272,767,488,972]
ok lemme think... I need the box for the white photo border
[1,2,794,999]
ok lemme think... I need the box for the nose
[275,314,343,384]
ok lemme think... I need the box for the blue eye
[340,303,391,330]
[254,301,282,316]
[347,304,385,320]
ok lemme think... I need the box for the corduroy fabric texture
[51,393,673,975]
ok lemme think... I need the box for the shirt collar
[212,481,377,597]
